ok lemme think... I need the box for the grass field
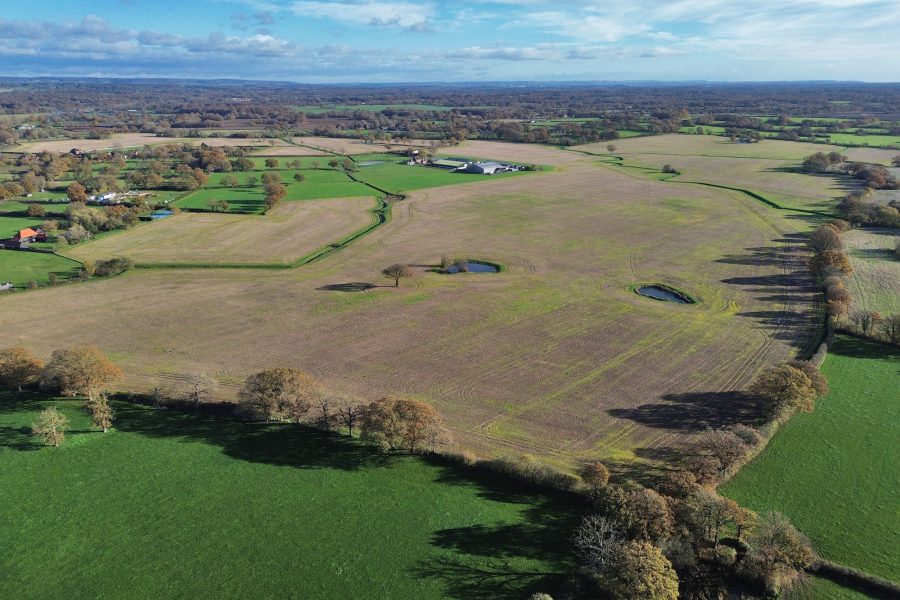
[0,214,46,236]
[841,147,900,165]
[576,134,856,212]
[65,198,377,266]
[353,161,525,194]
[0,393,577,599]
[175,187,266,213]
[842,228,900,316]
[0,141,821,474]
[722,336,900,582]
[0,250,81,286]
[826,133,900,148]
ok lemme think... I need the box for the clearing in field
[0,394,577,599]
[63,198,377,266]
[842,228,900,316]
[0,142,822,474]
[722,336,900,583]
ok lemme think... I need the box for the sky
[0,0,898,83]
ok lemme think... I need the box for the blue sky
[0,0,898,82]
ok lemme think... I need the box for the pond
[635,285,693,304]
[446,261,500,273]
[356,161,384,167]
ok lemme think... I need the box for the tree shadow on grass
[608,391,765,434]
[411,455,583,599]
[0,425,41,450]
[413,557,569,600]
[111,404,396,471]
[316,282,376,292]
[827,336,900,361]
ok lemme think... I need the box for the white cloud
[291,1,434,30]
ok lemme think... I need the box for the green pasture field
[722,336,900,582]
[0,250,81,286]
[0,394,577,600]
[247,156,342,169]
[284,171,374,200]
[296,104,455,114]
[175,187,266,214]
[0,214,47,236]
[827,133,900,148]
[352,162,524,194]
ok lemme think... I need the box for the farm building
[2,227,47,249]
[464,161,503,175]
[432,158,468,170]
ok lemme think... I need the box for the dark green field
[0,394,578,600]
[722,336,900,583]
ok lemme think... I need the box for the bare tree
[382,263,413,287]
[32,406,69,447]
[336,396,364,437]
[185,374,216,410]
[606,144,617,154]
[573,514,625,571]
[882,314,900,346]
[87,392,114,432]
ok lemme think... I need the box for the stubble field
[63,198,377,266]
[0,142,820,473]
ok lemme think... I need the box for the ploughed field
[0,141,821,472]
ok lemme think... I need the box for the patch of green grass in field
[247,156,343,169]
[827,133,900,148]
[0,395,577,600]
[615,129,646,138]
[722,336,900,582]
[175,187,266,213]
[353,162,525,194]
[285,170,374,200]
[0,250,81,286]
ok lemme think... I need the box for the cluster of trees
[236,368,450,453]
[837,189,900,228]
[0,346,123,446]
[800,151,846,174]
[568,459,815,598]
[844,162,899,190]
[805,222,900,344]
[262,172,286,211]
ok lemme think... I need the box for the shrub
[579,461,610,489]
[93,257,134,277]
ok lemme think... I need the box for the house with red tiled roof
[2,227,46,249]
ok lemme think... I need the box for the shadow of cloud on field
[608,390,765,433]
